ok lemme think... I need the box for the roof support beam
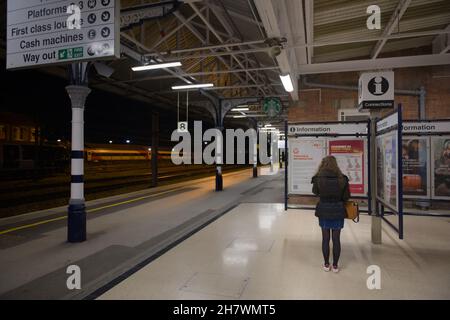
[121,32,192,84]
[254,0,302,100]
[149,7,206,51]
[189,2,267,96]
[297,53,450,74]
[151,40,267,56]
[172,10,248,92]
[304,0,314,64]
[204,3,264,28]
[122,66,280,83]
[370,0,412,59]
[432,25,450,54]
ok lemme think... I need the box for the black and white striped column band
[71,151,84,159]
[71,175,84,183]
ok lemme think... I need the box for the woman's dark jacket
[311,169,350,220]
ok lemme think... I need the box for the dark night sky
[0,60,184,147]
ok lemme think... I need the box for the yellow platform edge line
[0,188,181,236]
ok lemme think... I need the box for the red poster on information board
[329,139,365,195]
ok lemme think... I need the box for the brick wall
[289,66,450,122]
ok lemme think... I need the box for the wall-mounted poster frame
[401,120,450,204]
[285,120,371,214]
[375,105,403,239]
[431,135,450,200]
[402,136,431,199]
[288,138,327,195]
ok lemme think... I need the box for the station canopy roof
[1,0,449,126]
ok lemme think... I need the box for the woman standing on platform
[311,156,350,273]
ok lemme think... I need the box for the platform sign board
[288,138,326,194]
[358,71,394,110]
[288,123,368,136]
[177,122,188,133]
[402,121,450,134]
[6,0,120,70]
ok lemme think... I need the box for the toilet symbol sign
[178,122,188,133]
[358,71,394,110]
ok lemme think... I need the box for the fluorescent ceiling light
[132,61,182,71]
[233,115,247,118]
[279,74,294,93]
[172,83,214,90]
[232,107,250,112]
[264,124,272,127]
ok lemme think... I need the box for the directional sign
[6,0,120,70]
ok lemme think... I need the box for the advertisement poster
[432,137,450,198]
[289,138,326,194]
[376,132,398,209]
[329,139,365,196]
[402,137,429,197]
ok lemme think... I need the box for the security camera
[93,62,114,78]
[268,46,282,58]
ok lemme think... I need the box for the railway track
[0,165,247,210]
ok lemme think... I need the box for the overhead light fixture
[172,83,214,90]
[232,107,249,112]
[132,61,182,72]
[233,115,247,118]
[279,73,294,93]
[265,124,272,127]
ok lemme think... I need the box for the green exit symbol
[58,47,84,60]
[58,49,68,60]
[263,98,282,117]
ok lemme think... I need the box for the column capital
[66,85,91,109]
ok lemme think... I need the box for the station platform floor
[0,168,283,299]
[1,168,449,299]
[98,203,450,300]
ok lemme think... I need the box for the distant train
[0,142,175,171]
[85,144,173,162]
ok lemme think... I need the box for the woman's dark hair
[315,156,344,178]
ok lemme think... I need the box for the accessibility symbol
[101,11,111,22]
[87,13,97,24]
[101,27,110,38]
[178,122,188,133]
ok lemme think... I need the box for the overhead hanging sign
[288,123,368,136]
[6,0,120,70]
[358,71,394,110]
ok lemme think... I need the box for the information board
[288,138,326,194]
[7,0,120,70]
[402,137,430,198]
[376,131,399,210]
[431,136,450,199]
[328,139,366,196]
